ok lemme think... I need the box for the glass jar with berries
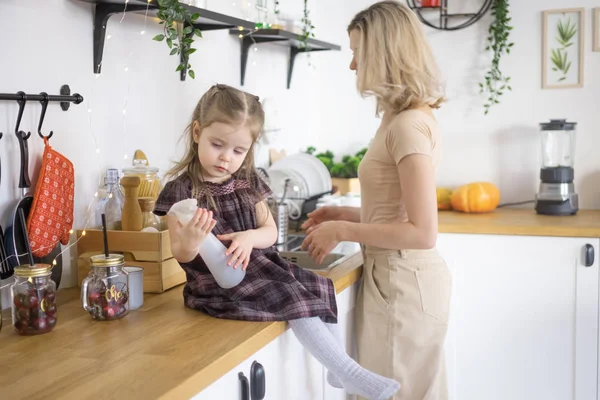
[11,264,58,336]
[81,254,130,321]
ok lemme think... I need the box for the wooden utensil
[120,176,142,231]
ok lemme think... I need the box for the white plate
[269,153,331,197]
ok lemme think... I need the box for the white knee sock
[289,317,400,400]
[325,323,344,388]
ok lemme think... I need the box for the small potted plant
[305,147,367,194]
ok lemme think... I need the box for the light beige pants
[355,245,452,400]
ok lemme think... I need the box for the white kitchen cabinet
[436,233,599,400]
[193,324,324,400]
[194,282,359,400]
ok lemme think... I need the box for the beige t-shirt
[358,109,441,225]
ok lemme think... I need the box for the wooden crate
[76,229,186,293]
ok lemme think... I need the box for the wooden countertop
[1,207,596,399]
[438,208,600,238]
[0,252,363,400]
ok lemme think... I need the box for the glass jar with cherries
[81,254,130,321]
[11,264,58,336]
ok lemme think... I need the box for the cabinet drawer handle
[250,361,266,400]
[239,372,249,400]
[583,244,595,267]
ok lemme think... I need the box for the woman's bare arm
[339,154,438,249]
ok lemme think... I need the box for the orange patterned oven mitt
[27,138,75,258]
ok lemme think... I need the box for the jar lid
[14,264,52,278]
[90,254,125,267]
[123,155,159,175]
[122,165,159,175]
[540,119,577,131]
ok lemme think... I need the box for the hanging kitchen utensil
[3,93,32,278]
[0,130,11,279]
[3,94,64,287]
[27,93,74,258]
[27,93,71,287]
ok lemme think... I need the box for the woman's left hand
[217,231,254,270]
[301,221,341,264]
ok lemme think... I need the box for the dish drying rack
[259,167,333,232]
[282,190,334,232]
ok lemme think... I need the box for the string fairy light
[0,0,145,271]
[140,0,152,36]
[0,191,101,271]
[0,3,266,273]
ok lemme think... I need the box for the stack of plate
[266,153,332,220]
[268,153,332,197]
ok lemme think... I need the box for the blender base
[535,195,579,216]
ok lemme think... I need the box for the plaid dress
[154,173,338,323]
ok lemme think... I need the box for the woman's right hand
[178,208,217,254]
[301,206,350,231]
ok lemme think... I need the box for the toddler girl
[154,84,400,400]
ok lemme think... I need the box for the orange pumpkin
[450,182,500,213]
[436,187,453,210]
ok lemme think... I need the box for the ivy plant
[153,0,203,79]
[300,0,315,51]
[479,0,514,115]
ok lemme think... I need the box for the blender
[535,119,578,216]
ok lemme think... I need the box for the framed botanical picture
[542,8,585,89]
[594,8,600,52]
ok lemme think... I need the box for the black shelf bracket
[232,29,340,89]
[240,36,288,86]
[93,3,149,74]
[287,47,327,89]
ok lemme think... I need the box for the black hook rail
[0,85,85,150]
[0,92,83,103]
[0,85,84,111]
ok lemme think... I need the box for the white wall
[0,0,598,293]
[430,0,600,209]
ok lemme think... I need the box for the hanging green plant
[153,0,203,79]
[479,0,514,115]
[300,0,315,50]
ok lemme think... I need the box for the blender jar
[540,119,577,169]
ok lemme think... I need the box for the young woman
[302,2,452,399]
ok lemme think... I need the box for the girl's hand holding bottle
[216,231,254,270]
[178,208,217,254]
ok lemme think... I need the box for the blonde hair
[347,1,446,115]
[166,84,266,209]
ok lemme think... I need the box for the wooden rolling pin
[121,176,143,231]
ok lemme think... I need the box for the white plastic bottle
[168,198,246,289]
[198,232,246,289]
